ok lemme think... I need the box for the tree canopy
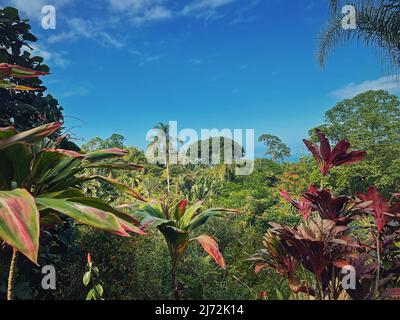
[258,134,291,162]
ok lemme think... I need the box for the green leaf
[86,288,94,300]
[159,225,189,248]
[31,149,82,186]
[3,143,32,186]
[40,213,63,227]
[83,271,91,286]
[94,284,104,297]
[179,201,202,229]
[131,209,172,231]
[3,7,19,18]
[84,148,128,162]
[0,189,40,264]
[36,198,126,235]
[0,122,62,150]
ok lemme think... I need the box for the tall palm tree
[318,0,400,73]
[148,122,173,193]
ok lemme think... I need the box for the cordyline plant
[0,63,48,91]
[130,198,238,299]
[0,122,146,300]
[253,129,400,300]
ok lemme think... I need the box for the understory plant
[130,199,238,299]
[0,121,146,300]
[253,129,400,300]
[83,253,104,300]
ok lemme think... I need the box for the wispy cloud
[108,0,173,25]
[182,0,236,18]
[130,49,162,65]
[21,44,70,68]
[5,0,74,21]
[330,76,400,99]
[47,18,125,49]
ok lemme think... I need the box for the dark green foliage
[0,7,63,131]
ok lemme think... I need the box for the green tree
[148,123,173,193]
[0,7,63,131]
[258,134,291,162]
[81,134,126,151]
[318,1,400,72]
[310,90,400,194]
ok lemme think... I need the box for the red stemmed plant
[254,129,400,300]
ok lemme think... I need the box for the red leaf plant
[280,185,318,219]
[303,129,366,176]
[252,129,400,300]
[302,188,357,225]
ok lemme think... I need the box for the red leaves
[303,129,366,175]
[195,235,226,270]
[177,199,188,217]
[87,253,92,267]
[357,187,392,232]
[302,188,354,224]
[280,185,318,219]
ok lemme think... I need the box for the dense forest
[1,2,400,300]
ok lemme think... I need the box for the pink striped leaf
[0,122,62,150]
[36,198,125,235]
[193,235,226,270]
[0,189,40,264]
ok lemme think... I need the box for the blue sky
[5,0,399,158]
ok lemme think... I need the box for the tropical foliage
[253,128,400,300]
[129,199,237,299]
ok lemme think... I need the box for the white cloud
[5,0,73,21]
[130,49,162,65]
[108,0,173,25]
[21,44,70,68]
[182,0,236,17]
[330,76,400,99]
[47,18,125,49]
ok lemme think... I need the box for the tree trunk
[7,248,18,301]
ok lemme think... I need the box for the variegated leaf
[194,235,226,270]
[0,189,40,264]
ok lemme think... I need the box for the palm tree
[148,122,173,193]
[318,0,400,73]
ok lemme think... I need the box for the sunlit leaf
[193,235,226,270]
[0,189,40,264]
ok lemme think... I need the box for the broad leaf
[36,198,126,235]
[0,122,62,150]
[84,148,128,162]
[193,235,226,270]
[0,189,40,264]
[179,201,202,229]
[132,209,172,231]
